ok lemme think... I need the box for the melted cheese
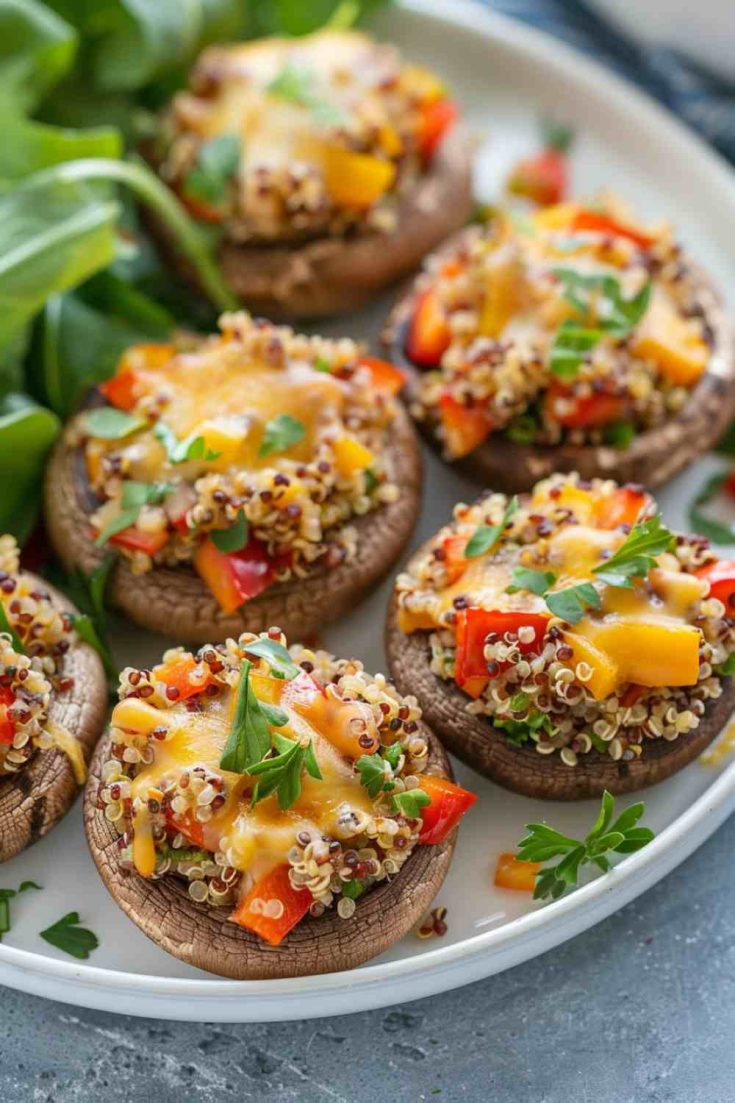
[45,718,86,785]
[114,676,378,881]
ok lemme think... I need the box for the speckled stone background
[2,814,733,1102]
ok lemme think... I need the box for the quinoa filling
[98,631,474,945]
[153,30,458,244]
[77,312,403,613]
[0,536,80,778]
[395,474,735,767]
[404,199,714,458]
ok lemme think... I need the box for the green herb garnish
[505,414,538,445]
[716,653,735,676]
[549,321,605,380]
[392,789,431,818]
[85,407,145,440]
[545,581,601,625]
[592,514,675,588]
[341,878,365,900]
[516,790,655,901]
[94,480,173,546]
[465,496,519,559]
[506,567,556,596]
[183,133,240,205]
[602,422,635,449]
[242,638,299,679]
[0,880,41,942]
[495,710,554,747]
[356,753,392,798]
[0,601,24,653]
[688,472,735,545]
[266,64,348,127]
[219,659,272,774]
[154,423,221,464]
[40,911,99,960]
[258,414,306,458]
[210,509,248,553]
[250,733,322,811]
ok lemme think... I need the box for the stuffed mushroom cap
[44,314,422,643]
[387,474,735,799]
[383,201,735,491]
[142,30,473,317]
[84,632,475,978]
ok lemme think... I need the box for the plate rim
[3,0,735,1016]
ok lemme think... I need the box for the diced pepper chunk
[507,148,568,207]
[406,287,451,368]
[322,147,396,209]
[479,250,524,339]
[109,526,170,556]
[417,774,476,844]
[0,685,15,745]
[230,864,312,946]
[631,291,708,386]
[547,380,628,429]
[696,560,735,614]
[570,209,655,249]
[99,369,138,412]
[153,655,212,701]
[594,486,649,530]
[100,343,174,411]
[438,394,493,458]
[561,631,620,700]
[358,356,406,396]
[333,436,375,476]
[193,536,279,614]
[166,809,206,849]
[455,609,550,696]
[567,620,701,695]
[441,533,470,585]
[417,98,458,161]
[494,852,540,892]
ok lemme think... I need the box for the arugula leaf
[258,414,306,458]
[592,515,675,588]
[219,659,271,774]
[506,567,556,596]
[688,472,735,546]
[85,407,145,440]
[39,910,99,960]
[241,638,299,679]
[356,753,390,798]
[516,790,654,900]
[465,496,519,559]
[392,788,431,819]
[210,509,248,553]
[545,581,601,624]
[0,600,24,653]
[183,133,240,205]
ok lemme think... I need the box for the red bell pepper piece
[166,810,207,849]
[594,486,649,530]
[359,356,406,396]
[619,684,646,708]
[154,655,212,701]
[0,686,15,745]
[406,287,451,368]
[418,98,458,161]
[696,560,735,614]
[547,380,628,429]
[570,209,654,250]
[441,533,470,584]
[99,369,139,412]
[109,526,170,556]
[455,608,550,697]
[194,535,282,614]
[231,864,313,946]
[508,148,568,207]
[417,774,477,844]
[438,394,493,458]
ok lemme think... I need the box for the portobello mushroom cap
[44,403,422,644]
[140,127,473,319]
[0,575,107,862]
[84,722,455,979]
[382,227,735,493]
[386,588,735,800]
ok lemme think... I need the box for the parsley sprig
[210,509,248,553]
[242,638,300,679]
[0,880,41,941]
[516,791,655,901]
[40,911,99,960]
[465,496,519,559]
[249,733,322,811]
[154,422,221,465]
[258,414,306,458]
[219,659,274,774]
[94,480,174,546]
[356,743,403,798]
[266,63,349,127]
[592,514,674,588]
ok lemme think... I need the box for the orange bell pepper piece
[494,852,541,892]
[438,394,493,458]
[166,810,207,850]
[154,655,212,701]
[417,774,477,844]
[193,537,278,614]
[359,356,406,396]
[593,486,649,530]
[418,98,458,161]
[323,147,396,209]
[406,287,451,368]
[570,209,654,250]
[230,864,313,946]
[99,370,139,412]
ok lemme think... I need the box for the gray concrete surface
[1,810,733,1103]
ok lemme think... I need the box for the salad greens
[0,0,387,542]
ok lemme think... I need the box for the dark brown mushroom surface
[141,127,474,320]
[0,575,107,863]
[84,723,455,979]
[382,229,735,493]
[44,403,422,644]
[386,595,734,800]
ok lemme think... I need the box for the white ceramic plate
[2,0,735,1023]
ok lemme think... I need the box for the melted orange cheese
[112,674,379,881]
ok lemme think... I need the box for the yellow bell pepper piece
[198,418,247,469]
[334,436,375,476]
[631,290,708,386]
[112,698,167,735]
[562,631,620,700]
[479,251,524,338]
[587,621,701,688]
[322,147,396,209]
[397,606,438,633]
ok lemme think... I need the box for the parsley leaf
[392,789,431,818]
[356,753,391,798]
[0,601,24,653]
[266,63,348,127]
[516,790,654,901]
[0,880,41,942]
[465,496,519,559]
[249,733,322,811]
[40,911,99,960]
[210,509,248,553]
[183,133,240,204]
[154,423,221,464]
[592,514,674,588]
[85,407,145,440]
[241,638,299,679]
[341,878,365,900]
[506,567,557,595]
[545,581,601,624]
[94,480,173,547]
[219,660,272,774]
[495,710,554,747]
[260,702,289,727]
[258,414,306,458]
